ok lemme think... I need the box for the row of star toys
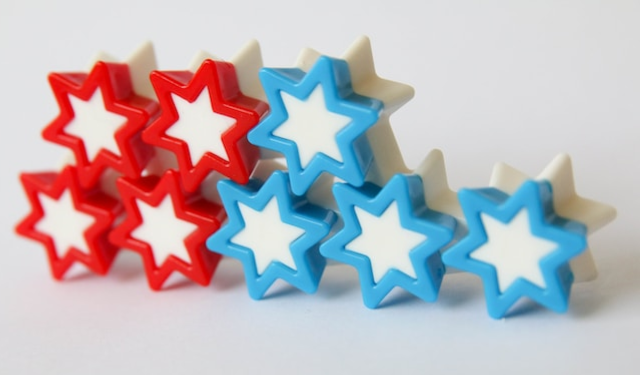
[15,37,616,319]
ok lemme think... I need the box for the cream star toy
[489,154,617,282]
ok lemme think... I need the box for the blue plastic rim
[442,180,588,319]
[206,170,337,300]
[320,174,457,308]
[247,56,383,196]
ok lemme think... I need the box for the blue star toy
[206,170,337,299]
[320,174,457,308]
[442,180,588,319]
[247,56,383,196]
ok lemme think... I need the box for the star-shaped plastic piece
[109,170,226,290]
[296,36,415,186]
[15,166,120,279]
[143,58,268,191]
[42,61,158,188]
[490,154,617,282]
[248,56,383,196]
[206,170,337,299]
[320,174,456,308]
[442,180,588,319]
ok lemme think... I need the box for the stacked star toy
[16,37,617,319]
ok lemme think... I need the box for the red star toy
[15,166,121,279]
[109,170,226,290]
[42,61,158,188]
[143,59,268,192]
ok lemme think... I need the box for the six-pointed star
[15,166,120,279]
[109,170,226,290]
[490,153,617,282]
[320,174,456,308]
[42,61,158,188]
[143,59,268,191]
[296,36,415,187]
[206,171,336,299]
[442,180,588,319]
[248,56,383,196]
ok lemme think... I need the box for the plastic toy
[320,173,456,308]
[15,166,120,278]
[14,37,617,318]
[442,181,587,318]
[109,170,225,290]
[42,60,158,188]
[143,58,268,191]
[206,165,336,299]
[248,55,382,196]
[442,155,616,318]
[489,154,617,282]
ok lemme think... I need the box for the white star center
[35,190,96,257]
[167,88,237,164]
[471,209,559,292]
[231,197,306,275]
[346,202,427,283]
[66,87,127,161]
[131,195,198,266]
[274,84,352,168]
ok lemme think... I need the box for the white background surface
[1,0,639,373]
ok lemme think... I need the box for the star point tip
[341,36,414,112]
[537,153,576,198]
[89,51,118,66]
[490,161,529,194]
[88,43,160,100]
[231,39,262,65]
[127,41,156,65]
[231,40,266,101]
[295,47,322,71]
[414,149,462,221]
[536,153,616,233]
[187,50,220,73]
[342,36,375,78]
[126,41,159,100]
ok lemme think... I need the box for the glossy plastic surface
[490,154,617,282]
[296,36,415,187]
[13,38,618,320]
[42,61,158,188]
[109,170,226,290]
[321,174,456,308]
[143,59,268,191]
[248,56,382,196]
[206,170,336,299]
[442,180,588,319]
[15,166,121,279]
